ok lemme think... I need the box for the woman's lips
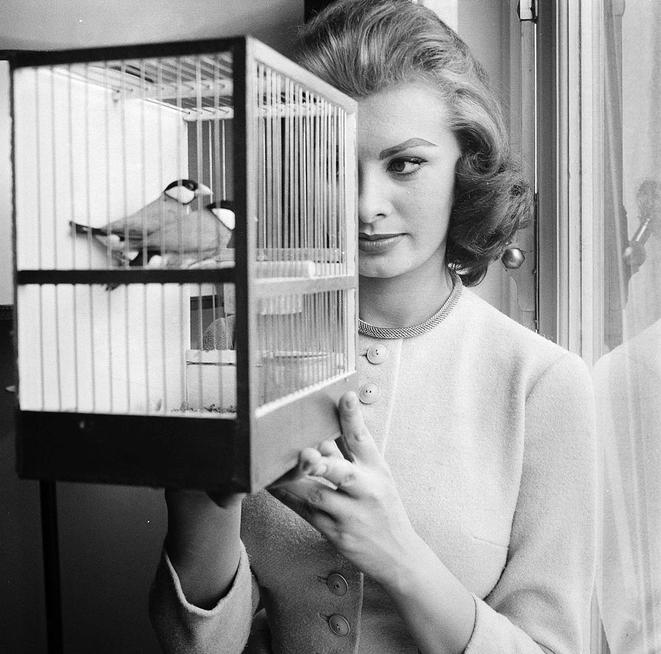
[358,233,404,253]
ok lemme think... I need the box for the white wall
[0,0,303,52]
[417,0,458,30]
[457,0,516,313]
[423,0,518,314]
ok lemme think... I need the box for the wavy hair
[294,0,532,285]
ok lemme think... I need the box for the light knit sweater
[150,284,598,653]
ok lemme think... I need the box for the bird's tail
[69,221,110,236]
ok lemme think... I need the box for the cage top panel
[9,36,242,69]
[9,36,357,114]
[68,54,234,116]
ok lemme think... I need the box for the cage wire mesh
[12,41,356,425]
[251,61,353,406]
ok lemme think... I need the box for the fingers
[306,509,337,538]
[269,442,339,489]
[338,391,380,464]
[273,390,380,504]
[312,455,362,493]
[269,483,338,541]
[298,440,343,471]
[270,436,353,497]
[268,452,319,489]
[299,447,325,473]
[271,477,346,523]
[319,439,344,457]
[295,445,364,496]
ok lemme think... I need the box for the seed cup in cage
[10,37,358,493]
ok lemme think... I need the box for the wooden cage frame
[10,36,358,494]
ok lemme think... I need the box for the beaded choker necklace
[358,273,463,339]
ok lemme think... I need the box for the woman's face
[356,81,461,281]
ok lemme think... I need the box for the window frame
[537,2,617,651]
[537,0,608,365]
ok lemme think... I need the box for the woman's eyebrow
[378,138,438,159]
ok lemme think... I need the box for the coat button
[327,572,348,596]
[366,345,388,364]
[358,382,379,404]
[328,614,351,636]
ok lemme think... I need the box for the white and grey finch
[69,179,234,267]
[139,199,235,265]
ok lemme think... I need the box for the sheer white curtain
[593,1,661,651]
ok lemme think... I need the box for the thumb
[338,391,380,464]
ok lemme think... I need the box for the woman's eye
[387,157,424,175]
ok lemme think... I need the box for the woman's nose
[358,168,392,224]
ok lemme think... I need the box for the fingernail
[343,393,357,410]
[301,460,313,474]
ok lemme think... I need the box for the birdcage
[10,37,358,493]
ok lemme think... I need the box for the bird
[138,199,235,268]
[70,179,213,266]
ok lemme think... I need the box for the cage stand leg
[39,481,64,654]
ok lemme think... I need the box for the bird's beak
[196,182,213,197]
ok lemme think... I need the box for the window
[545,1,661,651]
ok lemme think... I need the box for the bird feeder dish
[10,37,358,493]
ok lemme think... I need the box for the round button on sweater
[328,614,351,636]
[358,382,379,404]
[366,345,389,364]
[327,573,348,596]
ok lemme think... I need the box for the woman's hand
[270,391,420,586]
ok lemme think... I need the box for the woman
[150,1,597,652]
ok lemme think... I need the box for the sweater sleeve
[464,352,598,654]
[148,541,261,654]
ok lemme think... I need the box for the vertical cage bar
[221,121,227,200]
[315,93,322,269]
[232,37,253,484]
[175,56,186,412]
[156,58,168,413]
[194,58,205,407]
[32,68,46,409]
[275,71,283,251]
[68,68,80,412]
[214,60,222,201]
[49,68,64,411]
[215,55,225,409]
[265,65,272,253]
[257,63,265,250]
[102,61,114,412]
[84,63,97,413]
[283,76,291,254]
[118,60,132,412]
[139,58,151,413]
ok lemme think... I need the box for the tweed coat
[150,283,597,653]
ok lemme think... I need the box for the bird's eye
[387,157,424,175]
